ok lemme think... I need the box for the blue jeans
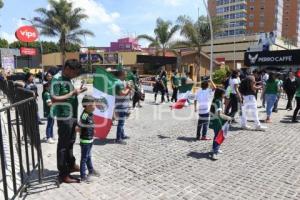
[196,113,209,139]
[46,117,54,139]
[212,129,220,154]
[80,143,94,178]
[266,94,278,117]
[116,112,126,140]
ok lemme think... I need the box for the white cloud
[1,32,17,43]
[67,0,121,35]
[163,0,184,6]
[108,24,121,35]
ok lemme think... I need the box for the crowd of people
[2,60,300,182]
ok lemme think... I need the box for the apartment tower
[208,0,300,46]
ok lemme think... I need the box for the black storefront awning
[137,55,177,65]
[244,49,300,67]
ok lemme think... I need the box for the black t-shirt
[240,78,256,96]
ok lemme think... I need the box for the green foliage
[34,0,94,61]
[213,66,230,85]
[8,40,79,54]
[23,67,31,74]
[0,0,3,9]
[137,18,179,56]
[0,38,8,48]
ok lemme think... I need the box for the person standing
[273,73,283,113]
[115,70,132,144]
[261,70,269,108]
[51,59,87,183]
[262,72,280,123]
[153,76,165,104]
[79,95,100,182]
[129,68,141,108]
[284,72,297,111]
[42,83,55,144]
[171,69,180,102]
[226,70,242,121]
[24,72,44,125]
[194,80,216,140]
[292,77,300,122]
[239,76,267,131]
[209,88,233,160]
[159,67,170,102]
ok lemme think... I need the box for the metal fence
[0,79,44,200]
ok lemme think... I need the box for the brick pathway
[25,94,300,200]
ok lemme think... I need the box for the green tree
[0,0,3,9]
[174,15,224,80]
[137,18,179,57]
[0,38,8,48]
[33,0,94,63]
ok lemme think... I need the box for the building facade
[209,0,300,46]
[100,37,142,52]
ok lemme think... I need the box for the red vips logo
[15,26,39,43]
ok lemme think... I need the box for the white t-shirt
[229,78,240,94]
[196,89,215,114]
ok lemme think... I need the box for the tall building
[208,0,300,46]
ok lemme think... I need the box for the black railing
[0,79,44,200]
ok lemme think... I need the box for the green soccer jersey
[42,91,51,118]
[51,72,78,118]
[171,74,180,87]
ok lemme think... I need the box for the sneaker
[212,153,219,160]
[47,138,55,144]
[217,150,223,154]
[89,170,100,177]
[81,176,92,183]
[292,120,299,123]
[254,125,267,131]
[241,125,252,130]
[200,136,211,141]
[122,136,130,140]
[115,139,127,145]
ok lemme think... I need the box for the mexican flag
[171,83,194,110]
[93,67,118,139]
[214,122,230,145]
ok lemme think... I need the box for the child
[194,80,216,140]
[80,95,100,182]
[209,88,233,160]
[42,83,55,144]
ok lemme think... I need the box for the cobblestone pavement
[25,94,300,200]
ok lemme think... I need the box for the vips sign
[15,26,39,43]
[20,47,37,56]
[245,49,300,66]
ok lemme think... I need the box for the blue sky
[0,0,207,47]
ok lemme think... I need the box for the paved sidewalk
[26,95,300,200]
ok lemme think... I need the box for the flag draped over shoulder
[93,67,118,139]
[171,83,194,110]
[214,122,230,145]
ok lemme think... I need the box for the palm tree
[137,18,180,57]
[174,15,224,80]
[34,0,94,64]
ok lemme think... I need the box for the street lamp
[21,17,44,81]
[202,0,214,80]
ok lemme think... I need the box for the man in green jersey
[51,59,87,183]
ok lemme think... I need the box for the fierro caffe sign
[244,49,300,66]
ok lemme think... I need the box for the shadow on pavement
[157,135,171,139]
[25,169,59,197]
[177,136,196,142]
[94,138,116,146]
[187,152,213,161]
